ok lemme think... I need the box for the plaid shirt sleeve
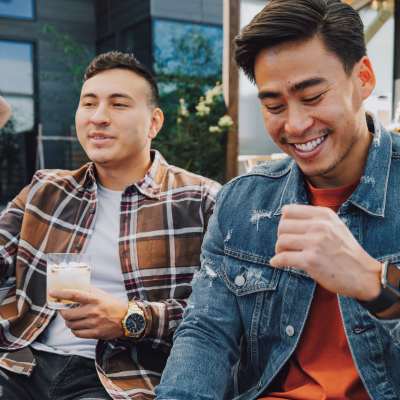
[0,185,29,284]
[136,180,221,343]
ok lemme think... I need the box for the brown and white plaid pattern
[0,150,220,399]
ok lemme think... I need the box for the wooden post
[223,0,240,181]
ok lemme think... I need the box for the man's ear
[356,56,376,100]
[148,108,164,140]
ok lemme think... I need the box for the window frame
[0,0,36,21]
[0,38,37,132]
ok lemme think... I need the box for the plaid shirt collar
[82,149,167,200]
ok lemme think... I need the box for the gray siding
[151,0,222,25]
[96,0,151,42]
[0,0,96,143]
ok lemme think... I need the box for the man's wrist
[360,261,400,314]
[121,300,147,339]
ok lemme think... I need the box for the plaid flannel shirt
[0,150,220,399]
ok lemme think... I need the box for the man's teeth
[294,136,325,152]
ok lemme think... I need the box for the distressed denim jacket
[156,117,400,400]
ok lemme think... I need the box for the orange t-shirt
[259,181,370,400]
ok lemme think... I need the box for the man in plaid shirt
[0,51,220,399]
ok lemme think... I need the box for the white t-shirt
[32,184,127,359]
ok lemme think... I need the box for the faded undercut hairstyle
[235,0,367,83]
[84,51,160,106]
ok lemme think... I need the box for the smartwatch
[360,260,400,314]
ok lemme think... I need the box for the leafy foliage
[153,28,229,183]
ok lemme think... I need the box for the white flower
[218,115,233,128]
[196,99,211,116]
[209,126,221,133]
[204,83,223,105]
[178,98,189,117]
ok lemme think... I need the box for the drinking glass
[46,253,91,309]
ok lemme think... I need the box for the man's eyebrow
[291,77,326,92]
[258,90,281,100]
[80,93,134,100]
[81,93,97,99]
[258,77,327,100]
[109,93,134,100]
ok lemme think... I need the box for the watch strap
[360,261,400,314]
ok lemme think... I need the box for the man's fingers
[275,234,306,253]
[63,317,94,331]
[49,289,94,305]
[59,304,91,321]
[277,219,312,235]
[269,251,308,270]
[282,204,333,220]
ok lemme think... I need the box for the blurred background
[0,0,399,207]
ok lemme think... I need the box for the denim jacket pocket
[221,251,281,296]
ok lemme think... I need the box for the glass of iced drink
[46,253,91,309]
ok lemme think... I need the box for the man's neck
[94,156,153,191]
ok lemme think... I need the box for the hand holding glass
[46,253,91,309]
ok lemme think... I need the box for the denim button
[285,325,295,337]
[234,275,246,287]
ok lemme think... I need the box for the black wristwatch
[360,260,400,314]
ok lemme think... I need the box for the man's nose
[89,105,110,126]
[284,106,313,136]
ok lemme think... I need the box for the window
[0,0,35,20]
[0,40,35,204]
[0,40,34,133]
[359,2,395,123]
[153,19,223,77]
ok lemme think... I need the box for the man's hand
[0,96,12,128]
[49,287,128,340]
[270,204,381,301]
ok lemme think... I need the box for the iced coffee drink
[46,253,91,309]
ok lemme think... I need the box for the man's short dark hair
[84,51,159,106]
[235,0,367,83]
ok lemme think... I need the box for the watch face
[126,313,145,334]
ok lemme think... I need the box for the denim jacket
[156,117,400,400]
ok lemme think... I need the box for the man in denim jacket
[156,1,400,399]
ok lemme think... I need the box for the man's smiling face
[254,35,375,188]
[75,68,160,171]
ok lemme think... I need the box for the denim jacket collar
[347,114,391,217]
[272,114,392,217]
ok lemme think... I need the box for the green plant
[155,83,232,183]
[153,27,228,182]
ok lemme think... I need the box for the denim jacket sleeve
[155,186,242,400]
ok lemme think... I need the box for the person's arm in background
[0,96,11,128]
[155,186,243,400]
[0,185,28,285]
